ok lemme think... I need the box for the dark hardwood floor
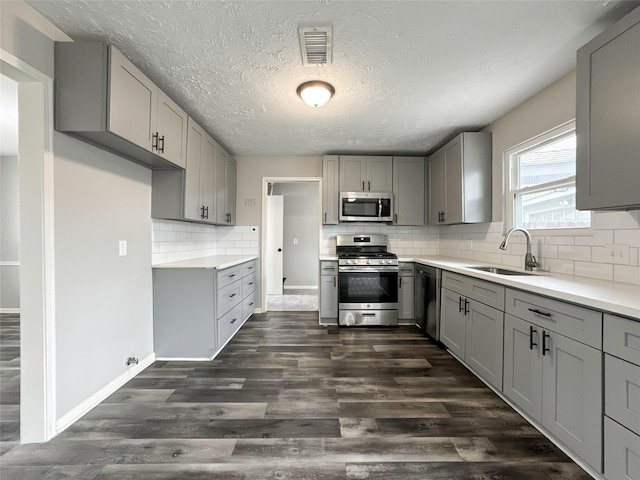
[0,313,20,456]
[0,311,590,479]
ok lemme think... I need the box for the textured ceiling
[27,0,639,156]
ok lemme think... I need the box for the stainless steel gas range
[336,234,398,327]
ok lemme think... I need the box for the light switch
[119,240,127,256]
[293,238,298,245]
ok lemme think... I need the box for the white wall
[441,71,640,285]
[53,133,154,419]
[273,182,319,288]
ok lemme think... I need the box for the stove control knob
[366,259,371,265]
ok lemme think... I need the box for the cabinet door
[214,147,227,223]
[200,134,216,222]
[503,315,543,421]
[440,288,466,358]
[183,118,205,221]
[368,156,393,192]
[604,416,640,480]
[393,156,425,225]
[322,155,339,224]
[156,90,188,168]
[428,150,445,225]
[542,331,602,471]
[443,138,463,224]
[225,157,237,225]
[320,274,338,318]
[465,301,504,390]
[577,10,640,210]
[398,275,415,320]
[339,156,366,192]
[108,47,157,150]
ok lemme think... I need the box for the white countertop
[153,255,258,270]
[319,254,639,319]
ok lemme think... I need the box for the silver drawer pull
[528,308,551,318]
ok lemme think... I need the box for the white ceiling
[27,0,639,157]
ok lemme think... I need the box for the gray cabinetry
[427,132,491,225]
[603,313,640,480]
[576,7,640,210]
[54,42,186,170]
[322,155,339,224]
[319,261,338,321]
[440,271,505,389]
[339,156,393,193]
[215,148,237,225]
[503,289,603,472]
[393,157,425,226]
[398,263,415,320]
[153,259,257,360]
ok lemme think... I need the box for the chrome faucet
[500,228,540,271]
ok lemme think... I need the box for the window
[505,121,590,231]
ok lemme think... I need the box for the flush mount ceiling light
[297,81,335,108]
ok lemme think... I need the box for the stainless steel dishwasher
[415,265,442,343]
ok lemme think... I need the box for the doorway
[1,53,56,444]
[262,178,321,312]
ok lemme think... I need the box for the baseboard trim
[0,308,20,314]
[55,352,156,434]
[283,285,318,290]
[155,357,211,362]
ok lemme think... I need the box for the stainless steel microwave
[339,192,394,222]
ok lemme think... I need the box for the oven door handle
[338,266,399,273]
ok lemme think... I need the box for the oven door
[338,266,398,309]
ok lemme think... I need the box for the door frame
[1,50,57,443]
[260,177,322,312]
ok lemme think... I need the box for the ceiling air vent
[298,26,332,66]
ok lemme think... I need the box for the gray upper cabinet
[152,117,216,223]
[339,156,393,192]
[322,155,339,224]
[576,7,640,211]
[427,132,492,225]
[215,148,237,225]
[393,157,425,225]
[55,42,186,170]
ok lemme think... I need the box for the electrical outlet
[119,240,127,257]
[603,244,629,264]
[293,238,298,245]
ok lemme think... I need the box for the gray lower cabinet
[440,272,504,390]
[319,261,338,321]
[576,7,640,210]
[398,263,415,320]
[503,289,603,473]
[393,157,425,226]
[153,259,257,359]
[603,313,640,480]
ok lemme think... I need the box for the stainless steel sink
[468,266,536,276]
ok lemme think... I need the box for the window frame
[503,119,592,235]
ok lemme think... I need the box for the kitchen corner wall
[151,219,259,265]
[439,212,640,285]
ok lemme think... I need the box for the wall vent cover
[298,26,332,66]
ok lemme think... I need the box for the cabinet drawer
[442,271,504,310]
[242,273,257,297]
[604,416,640,480]
[320,261,338,275]
[217,303,243,349]
[217,280,242,317]
[242,260,257,277]
[442,271,466,295]
[505,289,602,349]
[604,313,640,365]
[399,262,415,276]
[606,354,640,436]
[217,265,242,289]
[243,292,256,320]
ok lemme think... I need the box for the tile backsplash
[152,219,259,265]
[154,209,639,285]
[438,210,640,286]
